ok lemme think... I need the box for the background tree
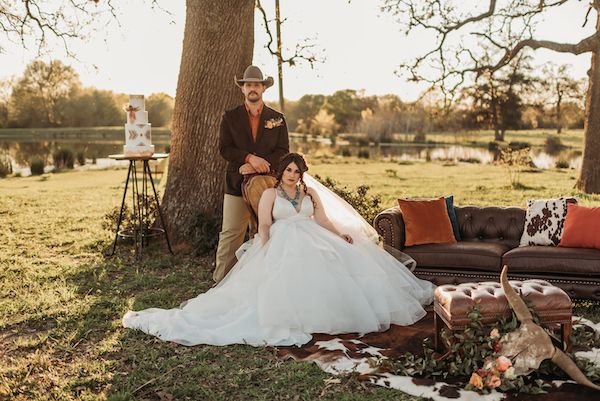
[540,63,583,133]
[256,0,323,112]
[0,79,11,128]
[160,0,255,246]
[356,94,404,142]
[464,55,532,141]
[288,94,326,133]
[383,0,600,193]
[311,108,338,137]
[323,89,376,132]
[62,88,122,127]
[146,92,175,127]
[9,60,81,127]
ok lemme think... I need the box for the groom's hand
[239,163,257,175]
[248,155,270,173]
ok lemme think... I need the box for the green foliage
[387,306,592,395]
[313,174,381,224]
[287,94,326,133]
[52,147,75,169]
[188,213,222,256]
[146,92,174,127]
[340,147,352,157]
[9,60,81,128]
[102,194,160,239]
[0,152,12,177]
[324,89,377,132]
[29,157,44,175]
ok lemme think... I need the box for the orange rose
[486,374,502,389]
[495,356,512,372]
[469,372,484,390]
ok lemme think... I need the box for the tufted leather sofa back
[455,206,525,248]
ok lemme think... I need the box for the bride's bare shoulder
[261,187,277,199]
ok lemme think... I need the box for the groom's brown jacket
[219,104,290,196]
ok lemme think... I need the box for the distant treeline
[0,60,174,128]
[0,60,585,139]
[269,87,584,143]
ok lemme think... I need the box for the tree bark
[577,12,600,193]
[161,0,255,245]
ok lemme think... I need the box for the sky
[0,0,595,103]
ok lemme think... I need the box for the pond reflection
[0,133,582,176]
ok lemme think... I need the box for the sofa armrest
[373,206,406,250]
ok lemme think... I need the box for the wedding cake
[123,94,155,157]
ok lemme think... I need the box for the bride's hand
[340,234,353,244]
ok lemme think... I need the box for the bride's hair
[274,152,309,193]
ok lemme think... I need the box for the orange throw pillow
[559,204,600,249]
[398,197,457,247]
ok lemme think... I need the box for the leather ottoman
[434,280,573,352]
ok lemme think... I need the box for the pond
[0,131,582,176]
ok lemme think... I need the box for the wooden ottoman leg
[434,312,443,352]
[561,322,573,353]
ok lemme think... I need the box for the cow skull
[499,265,600,390]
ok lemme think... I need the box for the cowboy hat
[235,65,274,88]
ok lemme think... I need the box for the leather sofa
[374,205,600,300]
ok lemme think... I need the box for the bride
[122,153,435,346]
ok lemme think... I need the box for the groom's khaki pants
[214,194,250,283]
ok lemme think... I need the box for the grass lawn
[1,159,599,400]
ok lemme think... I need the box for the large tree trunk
[161,0,255,245]
[577,15,600,193]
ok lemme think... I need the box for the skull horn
[551,347,600,390]
[500,265,533,323]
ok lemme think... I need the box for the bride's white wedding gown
[122,192,435,347]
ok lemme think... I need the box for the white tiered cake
[123,95,155,157]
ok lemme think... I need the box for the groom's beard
[246,92,261,103]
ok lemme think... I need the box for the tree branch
[255,0,324,68]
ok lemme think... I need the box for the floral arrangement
[386,306,600,395]
[265,117,284,129]
[123,104,140,123]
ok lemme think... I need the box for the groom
[215,65,290,283]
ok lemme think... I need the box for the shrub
[341,147,352,157]
[76,151,86,166]
[555,158,570,169]
[498,147,531,189]
[165,144,171,154]
[508,141,531,150]
[545,135,565,154]
[53,148,75,169]
[189,213,222,256]
[313,174,381,224]
[413,132,426,143]
[357,149,370,159]
[30,157,45,176]
[0,153,12,178]
[488,141,500,151]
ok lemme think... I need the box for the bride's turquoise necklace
[278,184,301,208]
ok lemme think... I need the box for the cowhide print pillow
[519,197,573,247]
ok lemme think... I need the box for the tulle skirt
[123,216,434,346]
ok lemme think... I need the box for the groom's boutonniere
[265,117,284,129]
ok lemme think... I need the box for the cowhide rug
[276,312,600,401]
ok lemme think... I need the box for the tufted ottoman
[434,279,573,352]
